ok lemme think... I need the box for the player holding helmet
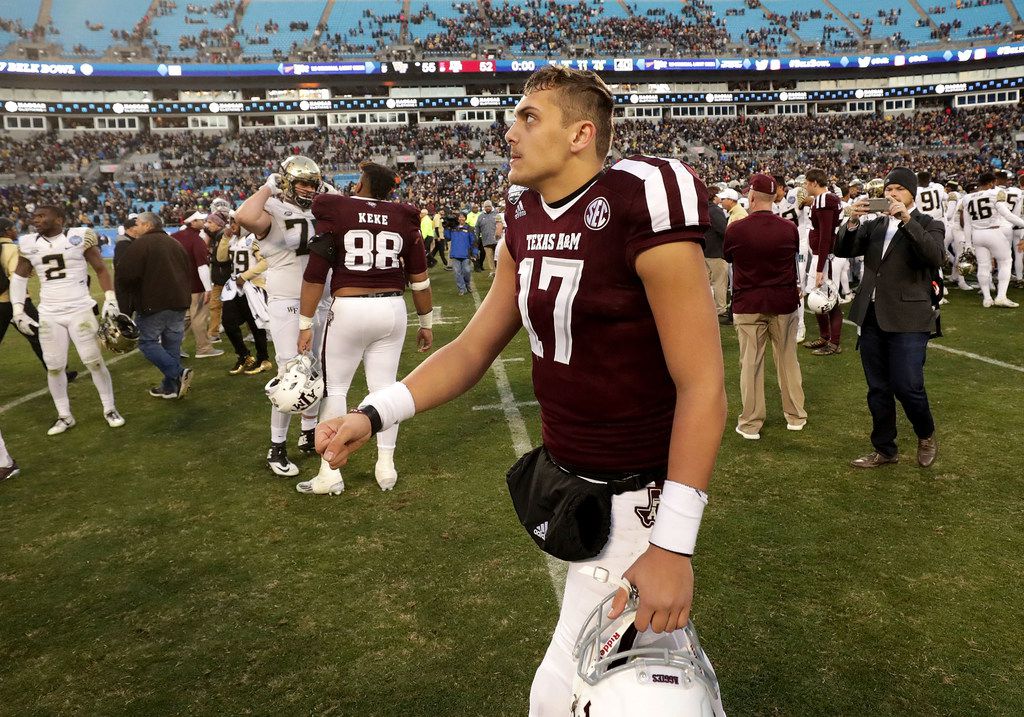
[235,156,334,477]
[8,205,125,435]
[313,66,727,716]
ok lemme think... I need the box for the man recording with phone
[834,167,946,469]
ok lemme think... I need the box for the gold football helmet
[867,178,885,198]
[958,246,977,277]
[279,155,323,209]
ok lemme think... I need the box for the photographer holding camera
[835,167,945,469]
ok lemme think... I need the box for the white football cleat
[104,409,125,428]
[47,415,76,436]
[375,462,398,491]
[993,297,1019,308]
[982,297,994,308]
[296,462,344,495]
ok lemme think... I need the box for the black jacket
[834,210,945,333]
[703,202,728,259]
[114,230,193,316]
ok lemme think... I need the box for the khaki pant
[183,291,212,354]
[734,310,806,434]
[484,245,496,272]
[705,258,729,315]
[208,284,223,338]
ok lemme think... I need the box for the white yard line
[0,350,139,416]
[471,399,539,412]
[840,318,1024,373]
[469,285,567,605]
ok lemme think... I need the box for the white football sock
[0,429,12,467]
[87,361,116,412]
[47,369,71,417]
[271,408,291,444]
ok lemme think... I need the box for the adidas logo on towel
[532,522,548,541]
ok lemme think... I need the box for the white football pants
[266,297,330,443]
[320,295,408,451]
[972,228,1013,301]
[528,485,725,717]
[38,308,114,416]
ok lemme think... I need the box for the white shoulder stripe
[613,157,700,233]
[668,160,700,227]
[614,158,670,232]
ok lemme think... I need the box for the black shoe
[0,460,20,482]
[267,442,299,476]
[66,370,79,383]
[149,385,177,399]
[298,428,317,454]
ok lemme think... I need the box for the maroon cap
[749,173,777,194]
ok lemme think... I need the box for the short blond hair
[522,66,614,159]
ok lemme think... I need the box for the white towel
[243,283,270,329]
[221,277,240,301]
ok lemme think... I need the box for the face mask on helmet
[957,247,977,277]
[570,567,721,717]
[280,156,323,210]
[98,313,140,354]
[806,280,839,315]
[265,354,324,414]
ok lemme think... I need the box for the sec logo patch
[584,197,610,230]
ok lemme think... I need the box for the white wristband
[418,311,433,330]
[104,290,117,303]
[409,278,430,291]
[649,481,707,556]
[298,314,314,330]
[359,382,416,431]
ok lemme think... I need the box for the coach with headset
[835,167,945,469]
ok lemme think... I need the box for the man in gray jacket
[835,167,945,469]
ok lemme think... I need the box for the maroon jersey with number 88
[504,155,710,473]
[305,194,427,291]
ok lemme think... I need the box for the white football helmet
[265,355,323,414]
[571,568,721,717]
[806,280,839,315]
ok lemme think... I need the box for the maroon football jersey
[305,194,427,291]
[809,191,841,271]
[504,156,710,472]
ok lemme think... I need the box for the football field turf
[1,269,1022,716]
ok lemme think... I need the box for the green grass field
[1,267,1022,716]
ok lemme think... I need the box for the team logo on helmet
[279,156,323,210]
[584,197,611,231]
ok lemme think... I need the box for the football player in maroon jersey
[313,67,727,715]
[296,161,433,494]
[804,168,844,355]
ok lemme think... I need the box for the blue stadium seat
[0,1,43,51]
[240,0,322,57]
[324,0,404,56]
[929,1,1012,40]
[49,0,146,56]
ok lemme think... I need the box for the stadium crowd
[1,105,1022,228]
